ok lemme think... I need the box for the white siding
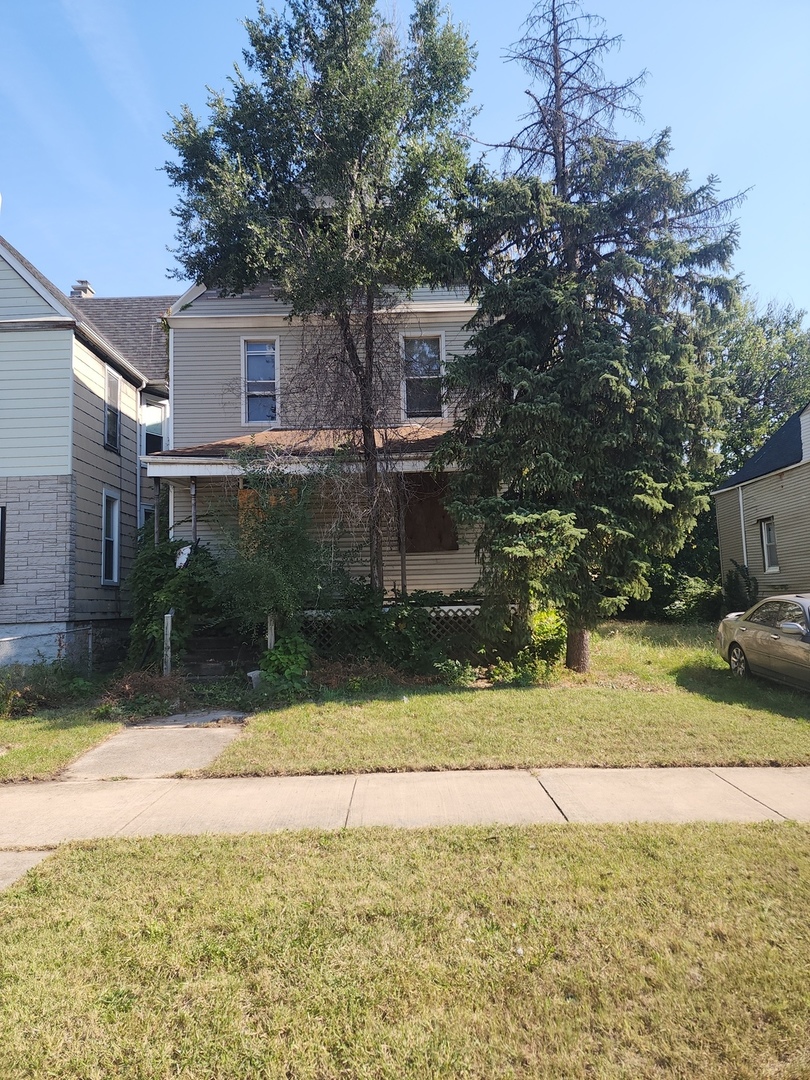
[0,256,59,320]
[0,328,72,476]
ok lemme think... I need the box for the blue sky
[1,0,807,310]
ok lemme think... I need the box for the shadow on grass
[674,662,810,723]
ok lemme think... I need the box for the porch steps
[182,635,260,677]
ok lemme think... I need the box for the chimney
[70,279,95,299]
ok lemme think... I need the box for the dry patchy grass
[0,710,120,782]
[205,624,810,775]
[0,824,808,1079]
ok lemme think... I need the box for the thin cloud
[58,0,160,135]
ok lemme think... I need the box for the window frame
[401,332,445,421]
[104,368,121,452]
[142,396,167,456]
[101,488,121,586]
[759,516,779,573]
[242,337,280,426]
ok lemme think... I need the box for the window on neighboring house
[143,399,166,455]
[760,516,779,572]
[101,491,120,584]
[403,335,443,419]
[401,474,458,553]
[0,506,6,585]
[244,340,277,423]
[104,369,121,451]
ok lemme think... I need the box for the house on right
[713,404,810,596]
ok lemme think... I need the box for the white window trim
[141,396,168,457]
[400,330,446,421]
[241,336,280,426]
[104,368,121,452]
[760,516,779,573]
[101,488,121,585]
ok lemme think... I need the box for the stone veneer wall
[0,475,74,628]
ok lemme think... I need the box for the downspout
[738,486,748,566]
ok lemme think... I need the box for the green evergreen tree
[164,0,474,588]
[440,1,738,671]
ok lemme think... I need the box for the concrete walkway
[1,714,808,889]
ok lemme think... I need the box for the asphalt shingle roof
[716,407,805,490]
[72,296,176,384]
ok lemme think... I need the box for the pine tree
[441,1,738,671]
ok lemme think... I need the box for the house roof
[0,234,173,388]
[715,406,806,490]
[149,423,453,462]
[72,296,176,384]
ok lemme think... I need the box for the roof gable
[716,406,806,490]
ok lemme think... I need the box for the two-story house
[145,284,481,596]
[0,236,174,664]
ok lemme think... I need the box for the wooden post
[163,610,174,676]
[267,616,275,651]
[397,474,408,598]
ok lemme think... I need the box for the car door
[740,601,785,676]
[769,601,810,688]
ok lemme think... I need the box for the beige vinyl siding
[714,488,745,584]
[170,310,471,449]
[725,463,810,597]
[0,328,72,476]
[71,340,139,618]
[0,257,59,320]
[179,285,470,321]
[169,478,479,596]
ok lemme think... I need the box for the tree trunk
[565,624,590,673]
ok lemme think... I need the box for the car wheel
[728,643,749,678]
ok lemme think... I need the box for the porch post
[190,477,198,543]
[153,478,160,545]
[397,474,408,598]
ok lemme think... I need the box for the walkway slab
[62,726,240,780]
[115,775,356,837]
[537,767,784,823]
[713,767,810,821]
[0,779,176,846]
[347,769,564,827]
[0,850,51,891]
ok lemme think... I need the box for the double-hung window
[104,369,121,451]
[101,490,120,585]
[143,399,166,455]
[760,516,779,572]
[403,335,443,419]
[243,340,277,424]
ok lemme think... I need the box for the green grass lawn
[0,709,120,781]
[204,623,810,776]
[1,824,808,1079]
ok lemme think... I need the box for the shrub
[94,672,195,721]
[258,634,313,696]
[0,661,97,718]
[664,575,724,622]
[723,560,758,613]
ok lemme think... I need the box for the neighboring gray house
[145,283,481,595]
[0,236,174,663]
[713,404,810,597]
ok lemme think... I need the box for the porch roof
[145,423,455,478]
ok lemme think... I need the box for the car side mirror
[777,621,805,636]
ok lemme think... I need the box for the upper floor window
[143,399,167,455]
[760,516,779,572]
[243,340,277,424]
[104,369,121,451]
[403,335,443,419]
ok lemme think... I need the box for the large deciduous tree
[164,0,474,588]
[439,0,738,671]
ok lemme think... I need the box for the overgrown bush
[664,575,724,622]
[0,661,97,718]
[93,671,196,721]
[127,537,221,665]
[258,633,313,696]
[723,560,758,613]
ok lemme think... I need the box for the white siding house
[0,236,173,663]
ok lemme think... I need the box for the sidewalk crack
[112,780,181,836]
[708,768,786,820]
[343,776,358,830]
[533,772,569,822]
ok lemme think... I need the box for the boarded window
[402,474,458,553]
